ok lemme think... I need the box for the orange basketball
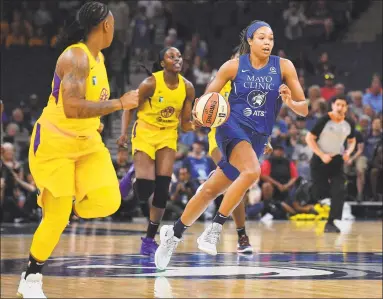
[194,92,230,128]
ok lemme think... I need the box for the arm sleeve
[310,115,330,137]
[261,160,271,176]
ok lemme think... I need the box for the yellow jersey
[137,71,186,128]
[220,80,231,100]
[40,42,110,136]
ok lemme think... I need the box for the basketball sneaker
[17,272,46,298]
[197,223,222,255]
[237,235,253,254]
[154,225,181,270]
[324,222,341,233]
[140,237,159,256]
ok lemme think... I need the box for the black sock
[25,254,45,278]
[213,212,228,225]
[173,219,188,239]
[146,221,160,239]
[236,227,246,238]
[327,218,334,224]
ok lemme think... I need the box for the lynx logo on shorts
[160,106,175,118]
[99,88,109,101]
[247,90,268,109]
[1,252,381,279]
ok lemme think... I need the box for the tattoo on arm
[61,49,120,119]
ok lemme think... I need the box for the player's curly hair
[56,1,109,49]
[238,20,262,55]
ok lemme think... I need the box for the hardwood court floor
[1,220,382,298]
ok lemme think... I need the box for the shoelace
[165,237,182,256]
[204,227,221,245]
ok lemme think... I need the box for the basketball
[194,92,230,128]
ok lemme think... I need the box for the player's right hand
[320,153,332,164]
[120,89,139,110]
[117,134,129,148]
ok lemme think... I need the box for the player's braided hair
[238,20,261,55]
[56,1,109,49]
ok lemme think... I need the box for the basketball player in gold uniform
[17,2,139,298]
[117,47,197,256]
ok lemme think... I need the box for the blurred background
[1,0,382,224]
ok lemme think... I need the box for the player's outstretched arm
[180,79,197,132]
[204,59,238,95]
[59,48,138,119]
[280,58,308,117]
[117,76,155,146]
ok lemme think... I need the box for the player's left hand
[264,141,273,155]
[279,84,292,103]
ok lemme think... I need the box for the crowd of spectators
[1,0,382,223]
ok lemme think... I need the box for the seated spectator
[33,1,53,29]
[316,52,336,75]
[364,118,382,162]
[363,76,382,114]
[258,182,296,220]
[11,108,32,134]
[320,73,337,100]
[193,58,213,96]
[285,123,299,158]
[335,83,345,96]
[349,90,364,118]
[183,141,215,185]
[370,140,382,201]
[292,179,318,214]
[344,129,367,202]
[260,145,299,202]
[292,130,313,181]
[166,167,199,220]
[50,26,64,48]
[10,10,32,39]
[5,24,26,48]
[307,85,324,104]
[305,0,334,41]
[0,16,9,45]
[190,33,208,59]
[28,27,47,47]
[282,1,307,41]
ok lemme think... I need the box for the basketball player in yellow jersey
[17,2,139,298]
[117,47,197,256]
[206,46,273,253]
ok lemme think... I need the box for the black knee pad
[133,179,155,217]
[152,176,172,209]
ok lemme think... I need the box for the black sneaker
[237,235,253,254]
[324,222,340,233]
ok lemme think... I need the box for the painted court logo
[1,253,381,280]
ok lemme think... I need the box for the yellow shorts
[131,120,178,160]
[29,120,119,206]
[208,127,218,156]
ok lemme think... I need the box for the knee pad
[218,160,240,181]
[133,179,155,217]
[152,176,171,209]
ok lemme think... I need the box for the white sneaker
[197,223,222,255]
[17,272,46,298]
[154,225,181,270]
